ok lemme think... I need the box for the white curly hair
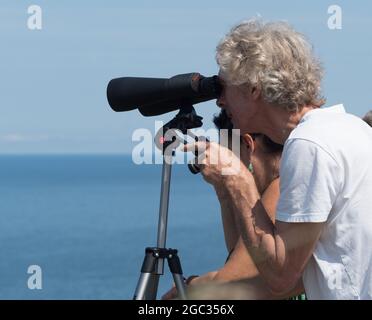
[216,19,324,111]
[363,110,372,127]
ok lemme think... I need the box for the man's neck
[263,104,317,145]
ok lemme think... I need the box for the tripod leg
[145,273,160,300]
[133,248,161,300]
[167,251,187,300]
[172,273,187,300]
[133,273,154,300]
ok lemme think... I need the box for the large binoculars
[107,72,222,117]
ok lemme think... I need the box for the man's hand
[183,141,245,187]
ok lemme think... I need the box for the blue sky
[0,0,371,154]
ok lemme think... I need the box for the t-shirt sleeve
[276,138,341,223]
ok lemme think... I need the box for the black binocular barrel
[107,73,221,116]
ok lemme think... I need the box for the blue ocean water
[0,155,226,299]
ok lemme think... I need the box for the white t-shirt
[276,104,372,300]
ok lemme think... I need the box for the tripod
[133,105,203,300]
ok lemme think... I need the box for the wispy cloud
[0,134,50,143]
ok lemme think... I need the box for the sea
[0,155,226,299]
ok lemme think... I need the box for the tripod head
[154,105,203,174]
[155,105,202,153]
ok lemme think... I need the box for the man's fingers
[182,141,208,155]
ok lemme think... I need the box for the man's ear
[251,86,261,101]
[242,133,255,157]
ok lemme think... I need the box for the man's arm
[214,178,278,255]
[183,140,329,296]
[225,167,324,295]
[162,177,281,300]
[189,177,282,287]
[215,186,240,253]
[209,179,280,283]
[187,275,305,300]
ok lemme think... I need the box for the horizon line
[0,152,133,156]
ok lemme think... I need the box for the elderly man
[186,20,372,299]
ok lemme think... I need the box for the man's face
[216,72,260,134]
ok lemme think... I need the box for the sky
[0,0,371,154]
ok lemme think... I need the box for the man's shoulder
[286,106,363,152]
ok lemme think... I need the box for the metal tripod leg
[133,272,162,300]
[167,249,187,300]
[133,247,187,300]
[133,248,161,300]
